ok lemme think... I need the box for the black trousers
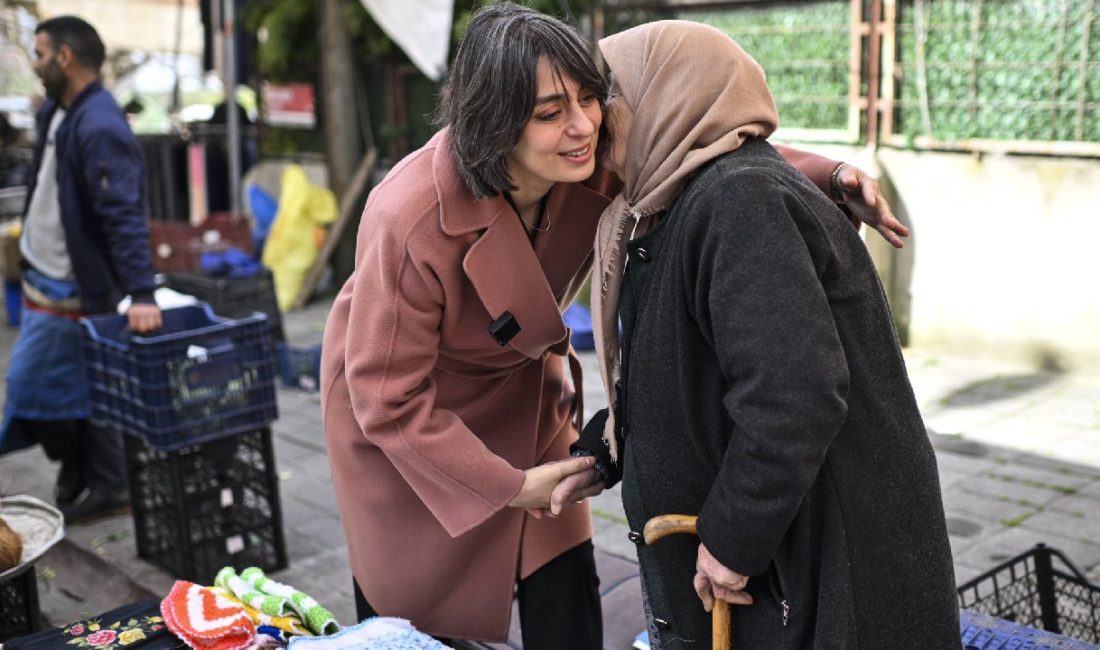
[354,539,602,650]
[15,418,127,491]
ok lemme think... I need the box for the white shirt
[21,108,74,280]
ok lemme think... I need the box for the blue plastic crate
[276,342,321,391]
[81,304,278,450]
[959,544,1100,645]
[564,303,594,351]
[961,610,1100,649]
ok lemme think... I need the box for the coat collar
[431,129,610,359]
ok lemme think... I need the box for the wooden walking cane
[643,514,732,650]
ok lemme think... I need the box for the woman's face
[505,57,603,196]
[602,77,632,180]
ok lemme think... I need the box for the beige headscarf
[592,21,779,462]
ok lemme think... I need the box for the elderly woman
[566,20,961,649]
[321,4,905,647]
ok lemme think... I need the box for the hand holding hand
[548,467,604,517]
[509,456,595,518]
[835,164,909,249]
[694,542,753,612]
[128,303,163,333]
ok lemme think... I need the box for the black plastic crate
[125,427,288,583]
[82,304,278,451]
[958,544,1100,643]
[0,564,41,642]
[165,269,285,342]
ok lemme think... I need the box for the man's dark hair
[435,3,607,198]
[36,15,106,72]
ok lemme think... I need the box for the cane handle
[642,514,733,650]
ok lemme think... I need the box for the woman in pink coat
[320,3,906,647]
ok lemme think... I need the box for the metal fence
[885,0,1100,155]
[597,0,861,143]
[597,0,1100,156]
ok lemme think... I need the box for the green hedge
[895,0,1100,142]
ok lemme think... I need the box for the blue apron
[0,268,91,454]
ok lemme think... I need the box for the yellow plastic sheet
[262,166,337,311]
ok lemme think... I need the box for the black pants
[15,418,127,491]
[354,540,602,649]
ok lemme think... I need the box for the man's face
[33,32,68,100]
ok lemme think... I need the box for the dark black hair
[36,15,106,72]
[435,3,607,198]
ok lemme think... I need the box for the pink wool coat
[320,129,616,642]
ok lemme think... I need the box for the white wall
[777,141,1100,369]
[879,149,1100,368]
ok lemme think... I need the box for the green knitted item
[239,567,340,636]
[215,567,296,618]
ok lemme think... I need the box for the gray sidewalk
[2,295,1100,648]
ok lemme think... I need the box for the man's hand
[835,164,909,249]
[127,303,162,333]
[548,467,604,517]
[509,456,595,519]
[694,542,753,612]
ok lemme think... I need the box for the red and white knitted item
[161,580,256,650]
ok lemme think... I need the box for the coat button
[628,531,644,544]
[636,247,651,262]
[654,618,671,630]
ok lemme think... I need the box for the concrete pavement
[2,294,1099,648]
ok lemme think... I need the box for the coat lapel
[434,131,568,360]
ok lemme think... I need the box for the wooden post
[1073,0,1095,141]
[880,0,897,142]
[866,0,882,145]
[848,0,863,141]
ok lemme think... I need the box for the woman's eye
[536,111,561,122]
[580,94,598,105]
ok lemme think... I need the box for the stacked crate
[81,304,285,582]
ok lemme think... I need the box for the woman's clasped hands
[508,456,606,519]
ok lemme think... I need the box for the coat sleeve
[79,120,157,304]
[689,174,850,578]
[342,210,525,538]
[570,408,622,488]
[773,144,840,200]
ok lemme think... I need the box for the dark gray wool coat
[574,138,961,649]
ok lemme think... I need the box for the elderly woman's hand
[834,164,909,249]
[694,543,754,611]
[509,456,596,518]
[548,467,604,517]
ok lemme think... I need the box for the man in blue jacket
[0,16,162,522]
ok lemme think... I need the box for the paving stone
[937,466,973,491]
[1045,493,1100,517]
[953,563,988,587]
[981,462,1093,494]
[929,434,1003,462]
[1012,452,1100,481]
[958,527,1100,574]
[943,492,1036,527]
[956,475,1066,508]
[591,514,638,563]
[1021,510,1100,547]
[962,423,1070,456]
